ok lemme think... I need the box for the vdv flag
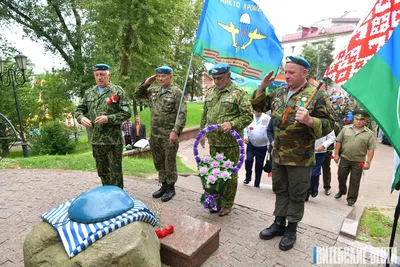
[193,0,283,80]
[325,0,400,192]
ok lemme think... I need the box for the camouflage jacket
[342,100,358,118]
[74,83,131,145]
[332,103,343,122]
[134,83,187,139]
[200,82,253,147]
[251,83,334,166]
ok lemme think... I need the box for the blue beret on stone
[286,56,310,69]
[91,64,110,71]
[209,62,230,75]
[155,65,173,75]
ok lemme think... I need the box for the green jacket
[251,83,334,166]
[74,83,131,145]
[134,83,187,139]
[200,82,253,147]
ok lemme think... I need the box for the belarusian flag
[325,0,400,192]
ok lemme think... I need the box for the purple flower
[203,156,211,163]
[215,153,224,161]
[212,169,220,177]
[224,160,232,168]
[199,167,208,175]
[207,175,216,183]
[221,171,230,179]
[211,161,219,168]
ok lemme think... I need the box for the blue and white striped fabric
[41,198,156,258]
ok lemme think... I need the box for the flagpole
[175,53,194,127]
[386,192,400,267]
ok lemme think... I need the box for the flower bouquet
[193,125,245,211]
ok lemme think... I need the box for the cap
[155,65,173,75]
[209,62,230,75]
[353,108,369,119]
[285,56,310,69]
[91,64,110,71]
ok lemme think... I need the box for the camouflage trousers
[150,137,179,184]
[210,145,239,209]
[272,163,311,223]
[92,145,123,188]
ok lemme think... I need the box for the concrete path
[1,169,397,267]
[177,139,400,234]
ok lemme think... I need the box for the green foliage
[29,120,77,156]
[300,36,335,80]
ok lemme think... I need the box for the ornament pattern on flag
[325,0,400,86]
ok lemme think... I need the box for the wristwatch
[366,161,371,164]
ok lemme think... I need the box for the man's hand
[145,74,157,85]
[271,141,275,148]
[295,107,313,126]
[334,155,340,164]
[221,122,232,133]
[244,138,249,144]
[200,136,206,148]
[315,145,325,152]
[363,162,371,170]
[81,117,92,128]
[169,131,178,144]
[94,115,108,125]
[258,70,275,91]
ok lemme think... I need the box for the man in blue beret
[75,64,132,188]
[252,56,334,251]
[200,62,253,216]
[133,65,187,202]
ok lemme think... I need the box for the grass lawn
[1,132,195,178]
[357,206,400,255]
[1,102,203,176]
[137,101,204,137]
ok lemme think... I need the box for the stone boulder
[23,221,161,267]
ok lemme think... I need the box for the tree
[0,0,91,96]
[300,36,335,80]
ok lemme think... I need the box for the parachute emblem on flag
[218,12,267,52]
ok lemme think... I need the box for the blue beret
[286,56,310,69]
[91,64,110,71]
[155,65,173,75]
[209,62,230,75]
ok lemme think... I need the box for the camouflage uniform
[134,83,187,185]
[75,83,131,188]
[200,81,253,209]
[332,102,344,136]
[251,83,334,222]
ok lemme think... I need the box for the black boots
[152,182,167,198]
[279,222,297,251]
[259,216,286,240]
[161,183,175,202]
[260,217,298,251]
[152,183,176,202]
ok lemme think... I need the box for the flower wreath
[193,125,245,211]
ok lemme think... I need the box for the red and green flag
[325,0,400,192]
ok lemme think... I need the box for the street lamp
[0,54,29,157]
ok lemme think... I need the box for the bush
[29,121,77,156]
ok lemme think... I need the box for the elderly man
[75,64,131,188]
[334,109,376,207]
[252,56,334,251]
[200,62,253,216]
[134,65,187,202]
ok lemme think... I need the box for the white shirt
[314,130,335,153]
[243,113,271,147]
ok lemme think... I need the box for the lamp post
[0,54,29,157]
